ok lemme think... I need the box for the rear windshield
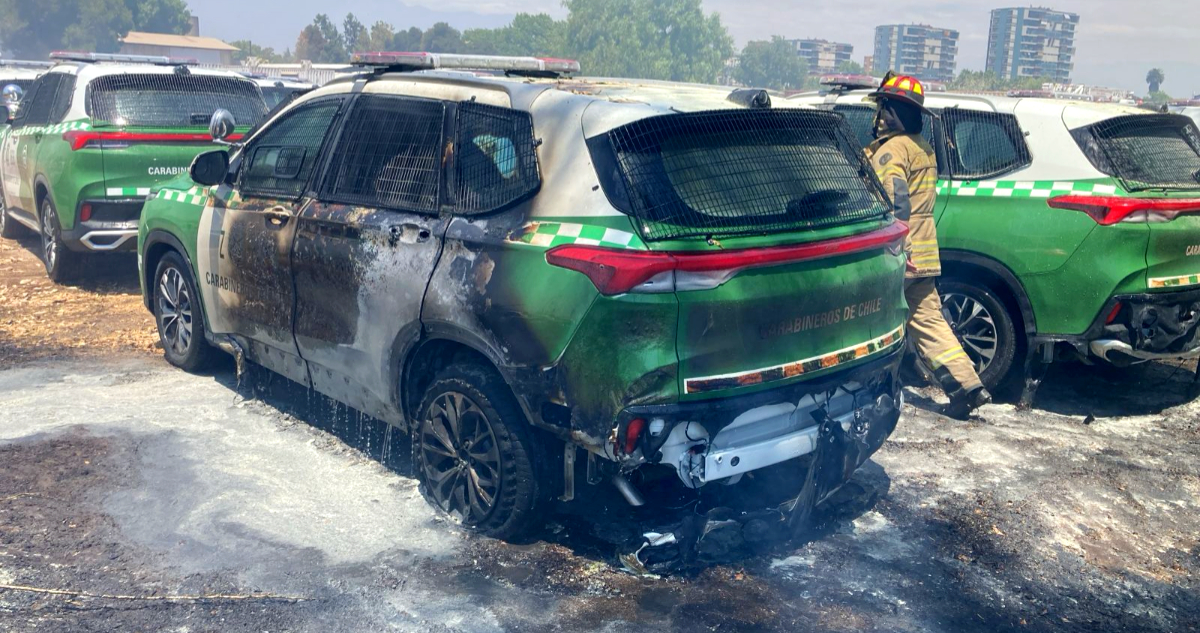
[1072,114,1200,191]
[590,109,890,241]
[86,73,267,128]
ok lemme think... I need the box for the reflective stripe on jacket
[865,132,941,278]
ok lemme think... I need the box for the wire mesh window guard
[86,73,267,128]
[939,109,1031,181]
[324,95,445,213]
[452,102,540,215]
[241,101,340,198]
[16,73,65,126]
[596,109,890,241]
[1072,114,1200,191]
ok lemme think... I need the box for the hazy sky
[193,0,1200,96]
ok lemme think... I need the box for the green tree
[835,60,864,75]
[367,20,394,52]
[229,39,284,63]
[733,36,808,90]
[0,0,192,58]
[295,13,345,63]
[390,26,423,52]
[342,13,367,54]
[1146,68,1165,94]
[463,13,566,56]
[564,0,733,82]
[420,22,462,53]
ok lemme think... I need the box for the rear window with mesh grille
[86,73,267,128]
[323,95,445,212]
[1072,114,1200,191]
[451,101,540,215]
[590,109,890,241]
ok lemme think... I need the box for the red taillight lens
[623,418,646,455]
[79,203,92,222]
[546,222,908,295]
[62,130,244,151]
[1048,195,1200,225]
[1105,302,1123,325]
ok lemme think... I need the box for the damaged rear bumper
[1072,288,1200,366]
[616,349,903,492]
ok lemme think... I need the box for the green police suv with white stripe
[793,89,1200,393]
[138,53,910,540]
[0,52,266,281]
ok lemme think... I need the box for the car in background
[0,52,267,282]
[243,74,316,109]
[139,52,909,539]
[1171,104,1200,129]
[791,89,1200,397]
[0,60,53,118]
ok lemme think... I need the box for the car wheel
[415,363,543,540]
[153,251,217,372]
[0,196,22,238]
[39,197,78,282]
[936,280,1018,392]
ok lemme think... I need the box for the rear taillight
[79,203,92,222]
[62,130,244,151]
[546,222,908,295]
[622,418,646,455]
[1048,195,1200,225]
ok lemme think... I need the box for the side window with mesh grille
[323,95,445,213]
[832,104,949,178]
[240,101,340,198]
[942,110,1030,180]
[452,102,540,215]
[14,74,63,127]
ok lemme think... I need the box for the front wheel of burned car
[39,198,79,283]
[415,363,544,540]
[153,251,217,372]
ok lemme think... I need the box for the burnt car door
[291,94,450,421]
[196,97,344,384]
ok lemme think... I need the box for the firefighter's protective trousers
[866,132,983,397]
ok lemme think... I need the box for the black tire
[0,196,22,238]
[414,363,543,540]
[39,197,79,282]
[153,251,218,372]
[936,279,1018,392]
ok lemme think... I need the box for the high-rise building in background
[986,7,1079,83]
[873,24,959,83]
[789,39,854,74]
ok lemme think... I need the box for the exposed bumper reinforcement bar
[1089,338,1200,363]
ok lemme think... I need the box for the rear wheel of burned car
[415,363,543,540]
[39,197,78,282]
[937,280,1017,391]
[153,251,217,372]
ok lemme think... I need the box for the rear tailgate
[84,72,266,201]
[589,108,908,400]
[1071,113,1200,290]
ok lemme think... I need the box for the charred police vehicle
[139,53,909,539]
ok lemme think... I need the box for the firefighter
[864,73,992,420]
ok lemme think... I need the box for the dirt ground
[1,233,1198,632]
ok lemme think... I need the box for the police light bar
[351,52,580,76]
[819,74,880,90]
[0,59,54,69]
[50,51,198,65]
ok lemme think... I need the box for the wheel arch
[141,230,211,332]
[940,249,1037,337]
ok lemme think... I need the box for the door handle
[388,224,432,246]
[263,207,290,228]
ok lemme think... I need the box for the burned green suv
[0,52,266,281]
[139,54,909,539]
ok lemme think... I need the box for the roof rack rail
[350,52,580,78]
[0,59,55,69]
[50,51,198,66]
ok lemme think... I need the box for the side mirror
[190,150,230,187]
[209,109,237,143]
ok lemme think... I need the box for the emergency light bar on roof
[351,51,580,76]
[49,51,198,66]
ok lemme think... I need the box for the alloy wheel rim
[41,208,57,270]
[419,391,502,524]
[941,292,999,376]
[157,268,193,356]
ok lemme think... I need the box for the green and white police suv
[0,52,267,282]
[793,87,1200,401]
[139,52,910,540]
